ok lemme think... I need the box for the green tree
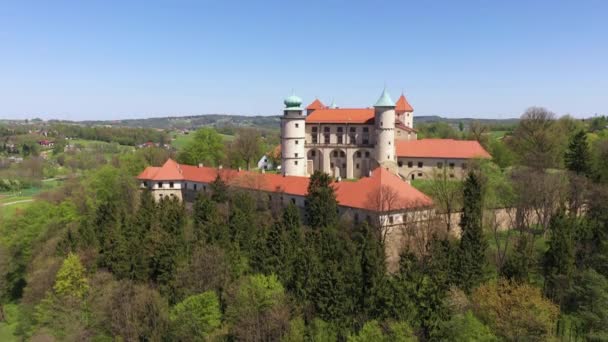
[457,172,487,292]
[565,129,591,176]
[177,128,225,166]
[226,274,290,341]
[210,175,229,203]
[472,280,559,341]
[53,253,89,299]
[543,211,576,306]
[192,193,225,245]
[305,171,338,229]
[563,269,608,340]
[439,311,497,342]
[170,291,222,341]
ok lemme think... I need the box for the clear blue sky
[1,0,606,120]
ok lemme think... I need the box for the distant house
[138,141,157,148]
[257,155,273,170]
[38,140,54,147]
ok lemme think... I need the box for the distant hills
[36,114,518,131]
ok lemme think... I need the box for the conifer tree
[192,193,223,244]
[543,211,575,306]
[305,171,338,229]
[457,171,487,292]
[565,129,591,176]
[210,175,228,203]
[354,222,386,319]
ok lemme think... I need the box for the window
[157,182,163,188]
[389,216,394,224]
[337,127,344,144]
[363,127,369,133]
[340,151,345,157]
[398,161,403,167]
[350,127,356,132]
[418,172,423,177]
[312,134,318,144]
[291,198,296,204]
[380,121,383,127]
[312,127,318,132]
[295,140,299,144]
[143,181,148,187]
[294,160,298,165]
[342,163,346,169]
[449,174,455,178]
[408,161,413,168]
[294,153,298,158]
[365,151,370,158]
[387,155,390,160]
[311,150,316,157]
[356,151,361,158]
[330,162,334,168]
[418,162,423,168]
[324,127,330,132]
[356,163,360,169]
[437,162,443,169]
[324,127,330,144]
[333,151,338,157]
[354,213,359,223]
[295,123,299,128]
[388,141,391,145]
[449,163,455,169]
[169,182,174,188]
[362,136,369,145]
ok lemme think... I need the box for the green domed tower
[280,92,307,176]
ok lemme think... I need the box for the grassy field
[171,132,235,150]
[0,179,63,219]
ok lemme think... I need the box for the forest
[1,108,608,341]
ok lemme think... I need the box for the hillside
[31,114,520,131]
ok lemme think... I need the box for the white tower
[280,93,307,176]
[373,88,397,170]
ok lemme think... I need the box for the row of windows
[397,161,468,169]
[143,181,176,189]
[309,150,372,158]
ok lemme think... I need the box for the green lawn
[171,131,234,150]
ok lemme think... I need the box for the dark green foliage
[192,193,225,245]
[562,269,608,340]
[210,175,228,203]
[305,171,338,229]
[565,130,591,176]
[354,223,386,320]
[457,172,487,292]
[501,234,535,283]
[543,211,576,306]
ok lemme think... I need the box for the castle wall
[396,157,470,180]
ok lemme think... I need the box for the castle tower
[280,93,307,176]
[373,88,397,170]
[395,93,414,128]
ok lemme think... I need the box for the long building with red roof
[138,158,432,223]
[279,89,490,180]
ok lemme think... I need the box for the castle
[280,89,490,180]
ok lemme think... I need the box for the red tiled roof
[396,139,491,159]
[306,108,375,124]
[306,99,326,110]
[137,159,432,211]
[335,167,432,210]
[396,94,414,112]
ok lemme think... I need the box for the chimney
[198,163,203,168]
[219,165,223,170]
[368,170,372,177]
[261,169,266,174]
[238,167,242,172]
[337,176,342,182]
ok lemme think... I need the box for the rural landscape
[2,1,607,341]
